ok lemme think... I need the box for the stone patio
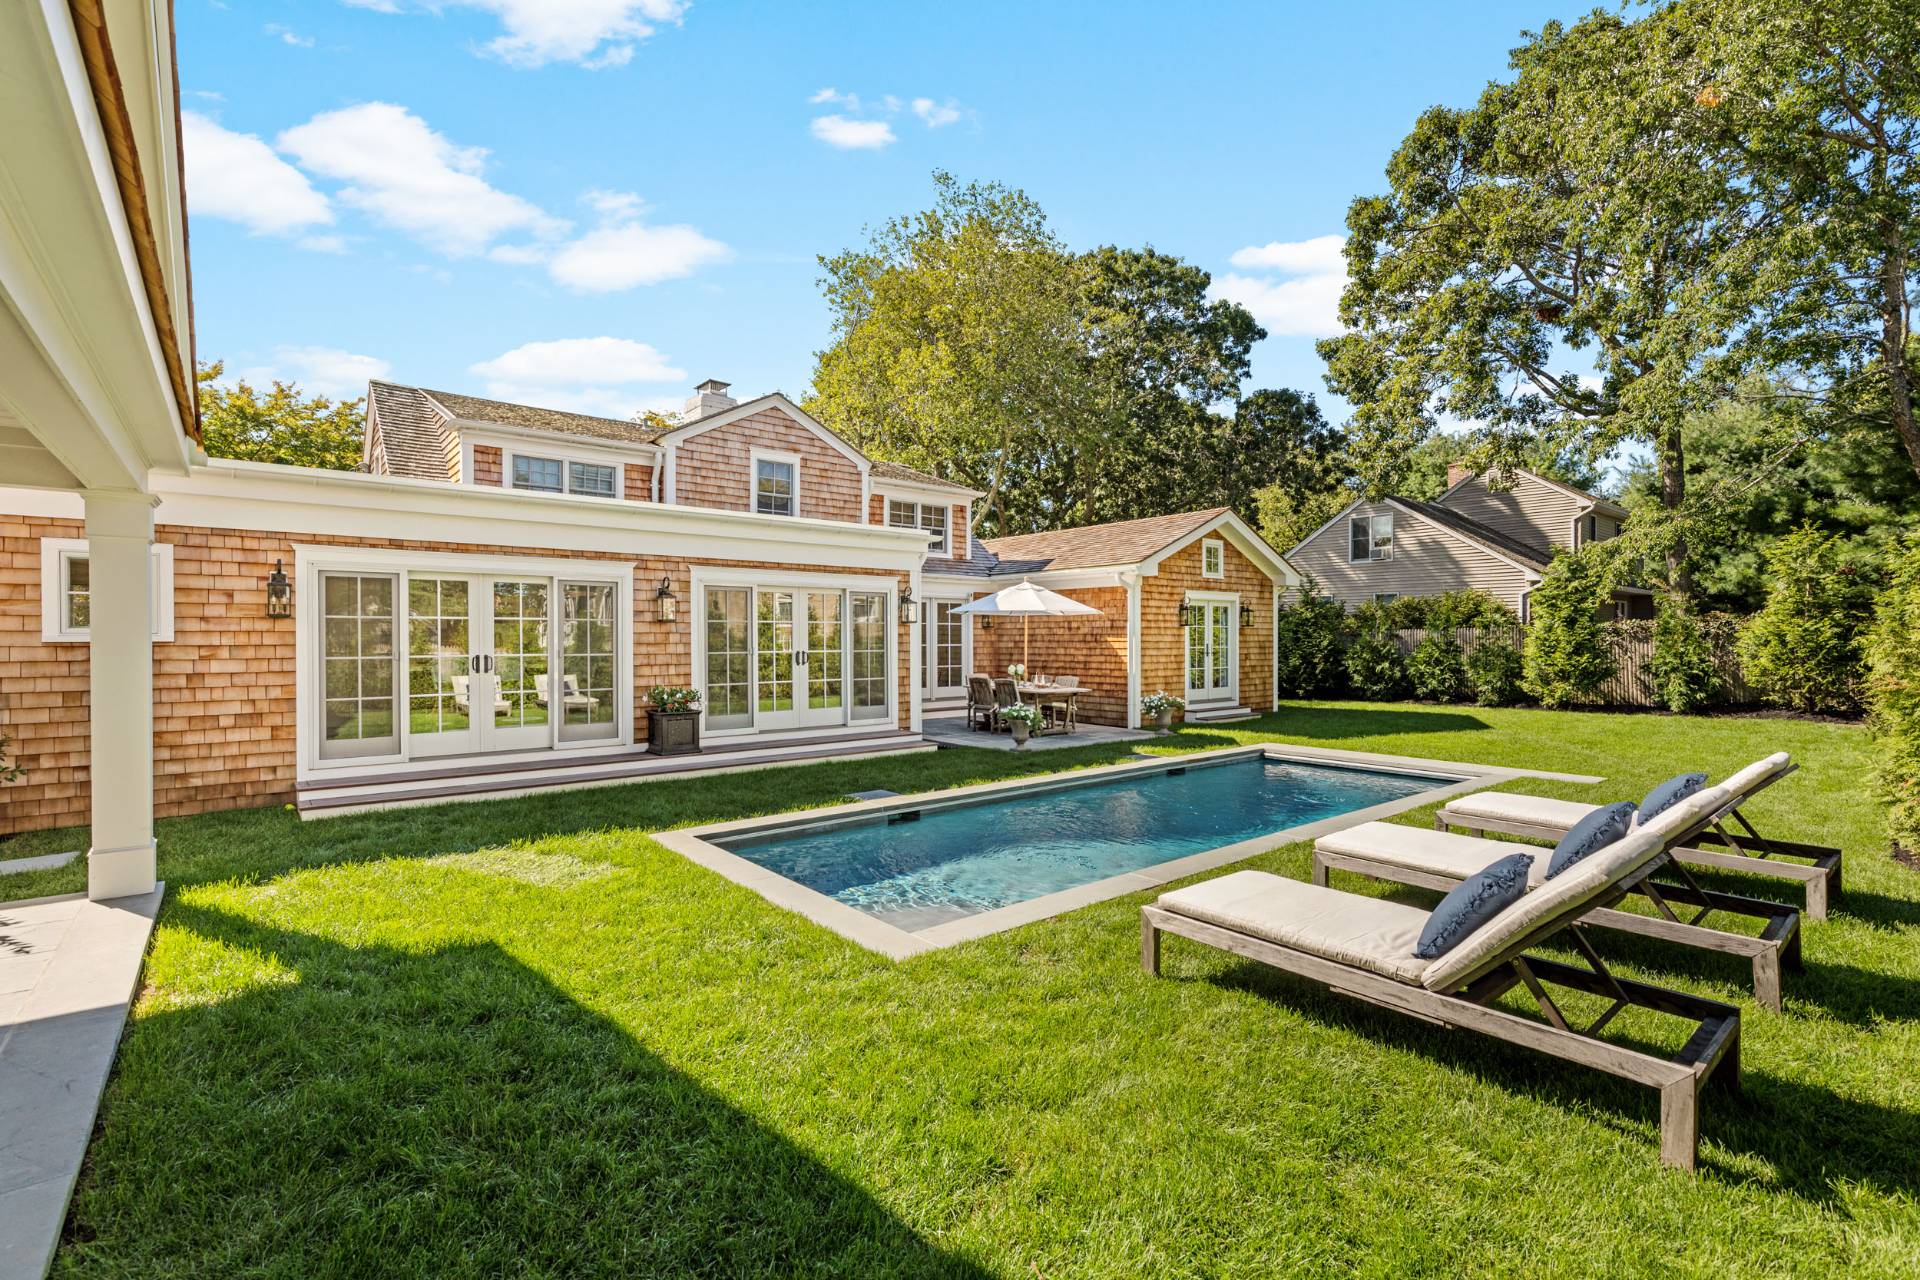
[921,712,1155,752]
[0,887,162,1280]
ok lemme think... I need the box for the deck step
[1184,705,1255,723]
[296,732,931,817]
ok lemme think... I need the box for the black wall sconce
[898,586,920,625]
[1239,603,1255,629]
[265,559,293,618]
[1177,600,1197,628]
[654,574,678,623]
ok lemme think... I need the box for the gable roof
[1393,496,1552,571]
[420,386,668,445]
[1440,466,1627,520]
[982,508,1231,574]
[365,381,457,482]
[869,457,977,495]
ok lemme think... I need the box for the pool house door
[925,598,966,699]
[1184,595,1237,706]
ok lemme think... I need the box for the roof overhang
[1137,509,1299,586]
[0,0,198,493]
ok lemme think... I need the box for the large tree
[1676,0,1920,483]
[810,173,1308,534]
[197,362,364,470]
[1321,11,1774,594]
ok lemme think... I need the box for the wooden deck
[295,729,933,817]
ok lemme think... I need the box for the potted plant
[646,685,703,756]
[1141,690,1185,734]
[999,702,1045,747]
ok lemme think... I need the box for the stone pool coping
[653,743,1605,959]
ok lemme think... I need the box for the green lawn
[5,702,1918,1277]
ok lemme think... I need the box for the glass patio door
[926,599,965,698]
[799,590,846,727]
[1185,599,1237,703]
[755,589,800,730]
[401,574,552,756]
[406,575,479,757]
[487,578,553,752]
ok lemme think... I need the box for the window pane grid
[850,592,888,718]
[512,456,564,492]
[755,460,795,516]
[705,588,752,727]
[568,462,616,498]
[321,574,397,754]
[559,582,617,740]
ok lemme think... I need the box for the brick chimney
[682,378,736,422]
[1446,460,1475,491]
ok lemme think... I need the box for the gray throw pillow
[1546,800,1637,879]
[1414,852,1534,960]
[1641,772,1708,822]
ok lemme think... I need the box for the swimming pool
[699,748,1467,936]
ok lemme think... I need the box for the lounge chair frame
[1437,764,1840,919]
[1142,874,1742,1170]
[1314,842,1802,1011]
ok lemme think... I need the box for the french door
[708,584,890,735]
[319,566,624,766]
[926,599,965,698]
[1185,597,1237,704]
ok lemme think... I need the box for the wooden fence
[1386,619,1758,708]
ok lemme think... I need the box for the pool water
[718,756,1450,930]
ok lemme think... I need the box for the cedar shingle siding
[674,406,864,522]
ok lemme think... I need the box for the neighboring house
[0,365,1295,836]
[1286,465,1651,621]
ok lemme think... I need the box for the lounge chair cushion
[1316,822,1551,887]
[1719,752,1791,800]
[1439,790,1600,834]
[1155,870,1432,984]
[1420,785,1731,992]
[1640,772,1708,822]
[1414,853,1534,959]
[1547,801,1637,879]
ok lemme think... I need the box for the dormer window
[512,455,564,493]
[1201,538,1225,578]
[1349,512,1393,562]
[509,453,618,498]
[886,499,948,554]
[754,452,798,517]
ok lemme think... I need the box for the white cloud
[546,221,731,291]
[811,114,897,150]
[348,2,686,68]
[240,345,393,397]
[181,110,334,238]
[469,337,685,416]
[912,97,961,128]
[265,23,315,47]
[810,87,857,108]
[1211,235,1348,337]
[277,102,566,256]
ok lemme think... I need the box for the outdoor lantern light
[1239,603,1255,629]
[654,574,678,623]
[898,587,920,625]
[265,559,293,618]
[1177,600,1197,628]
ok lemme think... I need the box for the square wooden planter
[646,709,702,756]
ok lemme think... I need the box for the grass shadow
[1186,955,1920,1204]
[59,898,991,1278]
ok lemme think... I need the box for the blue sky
[181,0,1592,426]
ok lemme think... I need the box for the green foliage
[1522,549,1614,707]
[0,730,23,785]
[1466,638,1528,707]
[197,362,364,470]
[1139,690,1186,715]
[1271,576,1349,697]
[1737,526,1876,714]
[1865,539,1920,850]
[1648,594,1721,714]
[1256,483,1352,556]
[1344,607,1408,699]
[1407,633,1468,703]
[1378,589,1518,631]
[809,173,1314,534]
[647,686,702,712]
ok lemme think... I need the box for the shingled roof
[868,458,976,494]
[1393,496,1553,570]
[980,507,1232,574]
[419,386,669,445]
[365,381,458,482]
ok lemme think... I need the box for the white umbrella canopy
[955,580,1101,673]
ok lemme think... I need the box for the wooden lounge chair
[450,674,510,717]
[1312,811,1803,1011]
[1143,786,1743,1170]
[1434,753,1841,919]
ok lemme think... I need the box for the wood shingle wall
[673,407,863,522]
[1140,537,1275,715]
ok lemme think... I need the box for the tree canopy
[197,362,364,471]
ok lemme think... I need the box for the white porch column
[83,490,158,900]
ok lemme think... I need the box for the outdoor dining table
[1017,682,1081,735]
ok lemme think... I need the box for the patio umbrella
[955,580,1100,674]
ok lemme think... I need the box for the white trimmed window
[754,452,799,517]
[506,452,622,498]
[41,539,174,643]
[511,455,564,493]
[1201,537,1225,578]
[1348,513,1394,562]
[569,461,616,498]
[886,499,949,554]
